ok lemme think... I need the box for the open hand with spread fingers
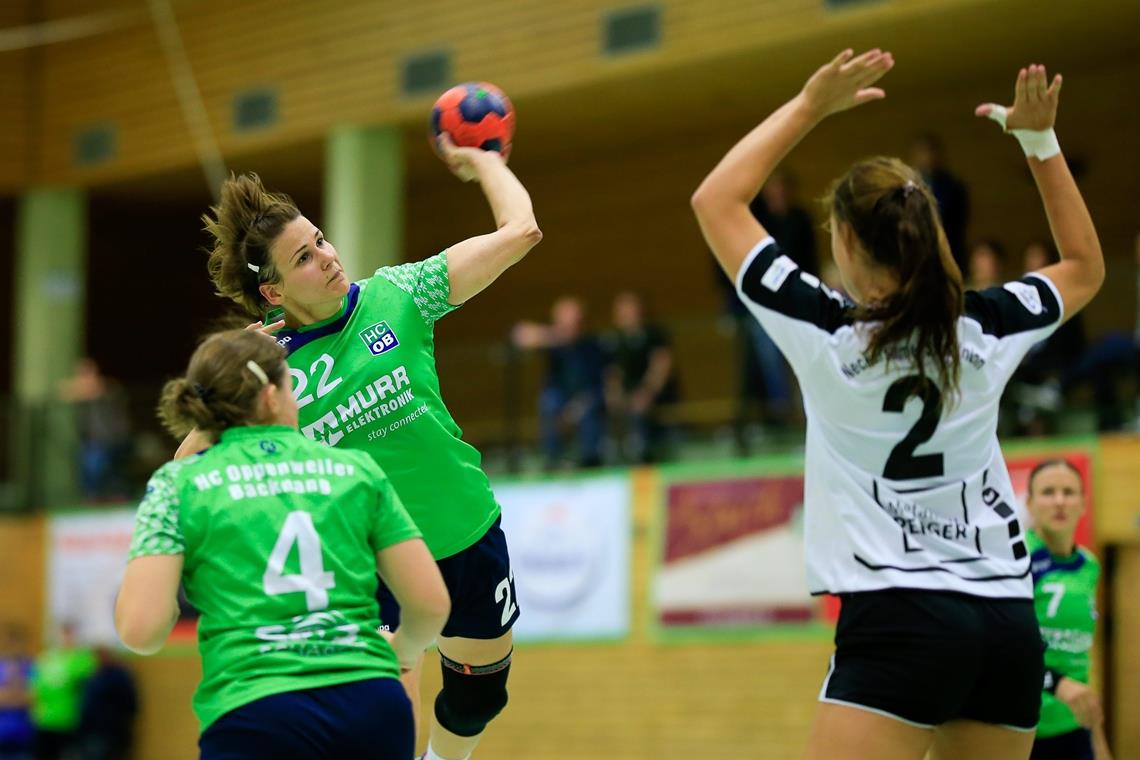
[976,63,1062,132]
[800,48,895,121]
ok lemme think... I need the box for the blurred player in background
[117,330,448,759]
[1025,460,1112,760]
[692,48,1103,760]
[187,133,541,760]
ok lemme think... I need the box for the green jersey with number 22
[275,252,500,559]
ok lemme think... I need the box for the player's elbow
[114,614,166,655]
[406,588,452,634]
[513,219,543,249]
[114,597,172,655]
[500,219,543,264]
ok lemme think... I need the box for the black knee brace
[434,649,512,738]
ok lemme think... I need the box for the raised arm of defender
[691,49,894,282]
[976,65,1104,322]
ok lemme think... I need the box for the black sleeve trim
[963,274,1063,339]
[736,238,853,335]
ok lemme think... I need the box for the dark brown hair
[158,329,288,438]
[827,156,964,397]
[203,173,301,317]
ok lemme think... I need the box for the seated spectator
[966,239,1005,290]
[0,624,34,760]
[601,291,679,464]
[513,297,606,469]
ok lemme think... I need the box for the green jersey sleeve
[373,251,459,325]
[128,461,186,558]
[358,457,422,551]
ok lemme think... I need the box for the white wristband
[982,104,1061,161]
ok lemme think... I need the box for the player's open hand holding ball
[435,132,503,183]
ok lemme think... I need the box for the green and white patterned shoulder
[128,459,190,559]
[373,251,459,325]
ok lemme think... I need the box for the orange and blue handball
[431,82,515,158]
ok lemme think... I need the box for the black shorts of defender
[820,588,1045,731]
[1030,729,1094,760]
[377,517,519,639]
[198,678,412,760]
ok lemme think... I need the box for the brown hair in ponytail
[827,156,964,397]
[158,330,288,439]
[203,173,301,317]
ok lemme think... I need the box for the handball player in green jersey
[116,330,449,759]
[1025,460,1112,760]
[181,134,541,760]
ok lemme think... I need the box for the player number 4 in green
[263,511,337,611]
[1042,582,1066,618]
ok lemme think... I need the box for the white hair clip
[247,262,260,273]
[246,360,269,385]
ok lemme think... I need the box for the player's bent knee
[434,650,512,738]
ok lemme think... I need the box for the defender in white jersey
[693,51,1104,760]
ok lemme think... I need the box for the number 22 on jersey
[290,353,343,410]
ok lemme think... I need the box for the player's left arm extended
[445,150,543,305]
[115,554,184,655]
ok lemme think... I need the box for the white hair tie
[246,360,269,385]
[247,262,260,273]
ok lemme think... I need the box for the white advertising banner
[493,475,631,643]
[46,509,135,646]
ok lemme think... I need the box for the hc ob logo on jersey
[359,321,399,356]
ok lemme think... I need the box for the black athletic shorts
[1030,729,1094,760]
[199,678,412,760]
[819,588,1045,730]
[377,517,519,640]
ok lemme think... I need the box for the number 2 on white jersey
[263,511,336,611]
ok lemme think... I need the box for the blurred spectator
[513,297,607,469]
[966,239,1005,290]
[29,623,95,760]
[57,360,131,503]
[0,624,34,760]
[713,171,817,452]
[72,648,136,760]
[1008,241,1087,434]
[749,170,819,279]
[601,291,679,464]
[912,133,971,272]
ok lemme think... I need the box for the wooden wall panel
[1096,436,1140,545]
[1111,548,1140,758]
[24,0,1140,187]
[0,48,30,192]
[0,516,45,645]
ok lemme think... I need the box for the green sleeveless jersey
[1027,529,1100,738]
[128,425,421,732]
[273,252,500,559]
